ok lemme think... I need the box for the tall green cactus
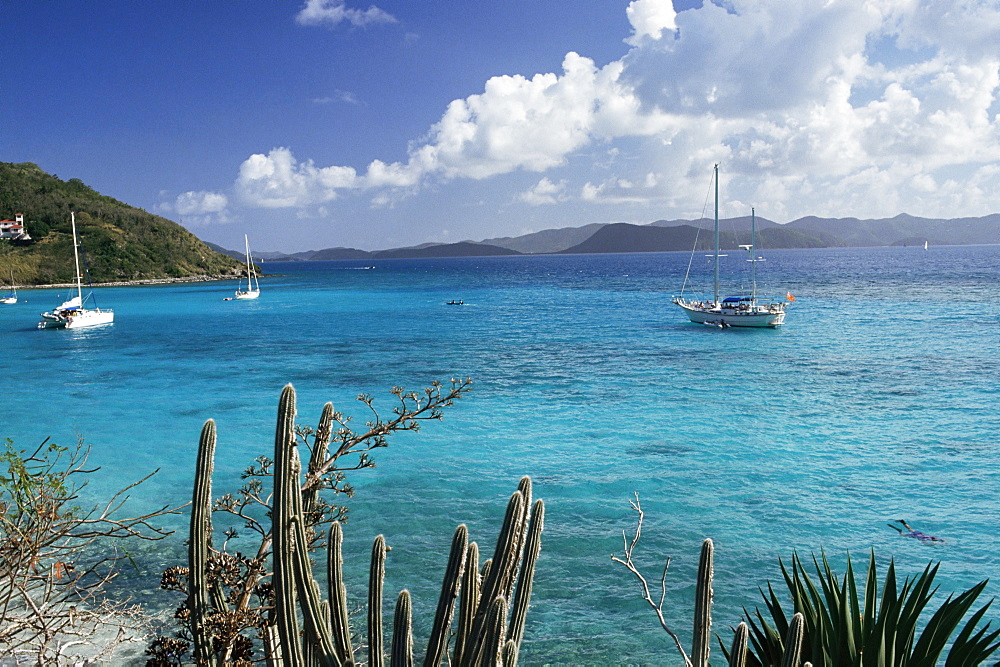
[780,613,804,667]
[271,384,307,665]
[466,489,526,659]
[424,524,469,667]
[481,596,509,666]
[303,402,335,521]
[369,534,388,667]
[454,541,480,663]
[507,499,543,652]
[327,521,354,660]
[728,622,749,667]
[391,590,413,667]
[691,538,714,666]
[188,419,216,666]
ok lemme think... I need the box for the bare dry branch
[610,492,692,667]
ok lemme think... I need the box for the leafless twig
[611,492,692,667]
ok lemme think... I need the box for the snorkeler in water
[888,519,945,543]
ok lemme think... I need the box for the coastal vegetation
[0,437,182,663]
[613,495,1000,667]
[142,379,548,666]
[0,162,242,285]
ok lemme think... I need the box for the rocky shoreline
[17,274,242,289]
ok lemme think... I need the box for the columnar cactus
[271,385,307,665]
[327,522,354,660]
[454,484,540,666]
[188,419,216,666]
[391,590,413,667]
[780,613,804,667]
[691,538,714,666]
[507,499,544,652]
[369,534,388,667]
[454,541,480,662]
[728,622,749,666]
[424,524,468,666]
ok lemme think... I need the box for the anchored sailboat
[672,164,787,328]
[38,212,114,329]
[1,271,16,304]
[232,235,260,300]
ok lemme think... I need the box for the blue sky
[4,0,1000,253]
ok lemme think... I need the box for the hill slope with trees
[0,162,243,285]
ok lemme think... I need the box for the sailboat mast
[244,234,251,290]
[713,163,720,304]
[751,207,757,300]
[71,212,83,302]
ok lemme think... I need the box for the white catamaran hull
[38,309,115,329]
[234,290,260,300]
[673,299,785,328]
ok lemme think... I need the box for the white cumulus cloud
[236,147,357,208]
[625,0,678,45]
[175,190,229,215]
[519,178,569,205]
[296,0,397,28]
[236,0,1000,223]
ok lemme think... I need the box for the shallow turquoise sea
[2,245,998,664]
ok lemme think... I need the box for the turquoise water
[1,246,998,664]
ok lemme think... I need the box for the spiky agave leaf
[741,551,1000,667]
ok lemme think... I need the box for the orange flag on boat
[786,292,796,302]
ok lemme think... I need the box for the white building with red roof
[0,213,32,240]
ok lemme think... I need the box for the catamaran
[672,164,788,328]
[232,235,260,300]
[38,212,114,329]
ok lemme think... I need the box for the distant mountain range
[5,162,998,282]
[232,213,1000,261]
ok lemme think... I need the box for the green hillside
[0,162,243,285]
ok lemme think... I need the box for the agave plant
[736,550,1000,666]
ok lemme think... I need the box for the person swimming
[888,519,945,543]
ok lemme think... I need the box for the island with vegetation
[0,161,243,286]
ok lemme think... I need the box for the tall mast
[244,235,252,290]
[71,212,83,303]
[751,207,757,300]
[713,163,719,304]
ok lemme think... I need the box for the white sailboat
[672,164,787,328]
[1,271,16,304]
[38,212,114,329]
[232,235,260,300]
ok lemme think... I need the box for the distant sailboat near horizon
[37,212,115,329]
[230,235,260,300]
[672,164,790,328]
